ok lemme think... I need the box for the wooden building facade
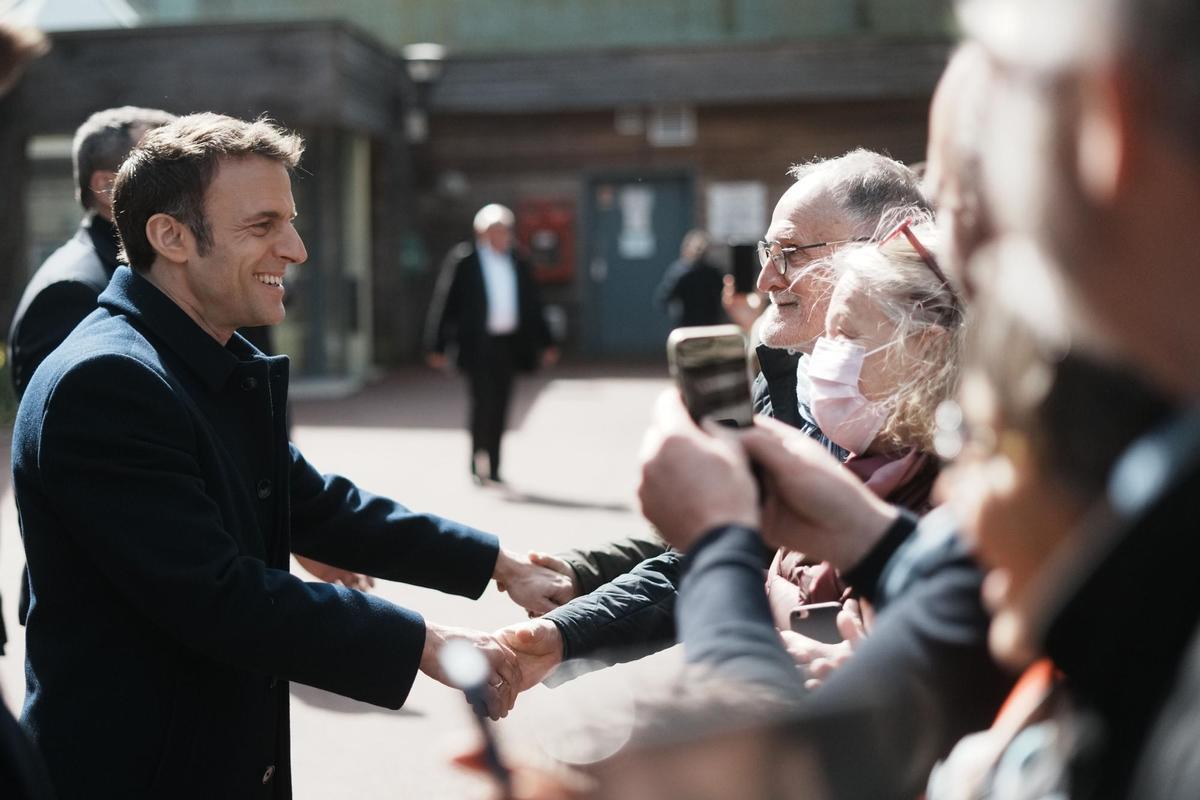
[1,14,953,377]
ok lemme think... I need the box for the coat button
[241,376,258,391]
[262,765,275,784]
[256,479,273,499]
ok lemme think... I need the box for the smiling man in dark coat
[10,113,547,799]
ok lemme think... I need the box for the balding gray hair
[473,203,515,233]
[73,106,177,211]
[788,149,931,238]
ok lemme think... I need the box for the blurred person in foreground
[653,229,726,328]
[925,241,1172,799]
[641,0,1200,796]
[960,0,1200,794]
[426,204,559,485]
[10,113,566,799]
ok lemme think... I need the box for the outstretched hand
[495,550,578,616]
[722,274,764,333]
[494,619,565,692]
[421,623,523,719]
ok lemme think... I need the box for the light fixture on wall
[402,42,446,143]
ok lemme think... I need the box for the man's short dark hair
[112,113,305,271]
[73,106,177,211]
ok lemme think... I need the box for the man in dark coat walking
[425,204,558,484]
[11,113,559,799]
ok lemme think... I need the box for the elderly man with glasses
[489,149,962,676]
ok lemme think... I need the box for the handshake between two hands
[419,548,579,719]
[419,616,565,720]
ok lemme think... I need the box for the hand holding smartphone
[667,324,754,428]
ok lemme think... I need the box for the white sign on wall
[706,181,768,242]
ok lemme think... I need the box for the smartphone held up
[667,324,755,428]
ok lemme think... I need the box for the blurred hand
[421,623,522,719]
[739,416,899,570]
[779,599,867,690]
[426,352,449,370]
[495,549,578,615]
[294,555,375,592]
[541,347,560,369]
[494,619,564,691]
[721,274,764,333]
[637,391,759,552]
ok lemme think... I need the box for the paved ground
[0,362,672,799]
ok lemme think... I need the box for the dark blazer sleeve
[425,248,466,356]
[36,355,441,709]
[9,281,101,399]
[288,445,499,598]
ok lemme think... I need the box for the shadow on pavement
[496,486,631,514]
[290,682,424,717]
[292,361,668,431]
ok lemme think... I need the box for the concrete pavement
[0,362,672,798]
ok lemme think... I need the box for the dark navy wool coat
[12,267,499,799]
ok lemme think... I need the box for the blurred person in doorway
[426,203,559,485]
[654,229,725,328]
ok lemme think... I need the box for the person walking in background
[426,203,558,485]
[654,229,726,328]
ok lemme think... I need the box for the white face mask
[805,336,892,455]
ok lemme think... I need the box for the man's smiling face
[755,178,858,353]
[179,154,308,342]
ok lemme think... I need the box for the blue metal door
[584,175,693,357]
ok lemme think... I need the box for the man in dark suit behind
[3,107,174,657]
[7,106,176,400]
[425,204,558,484]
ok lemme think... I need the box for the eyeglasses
[756,237,870,277]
